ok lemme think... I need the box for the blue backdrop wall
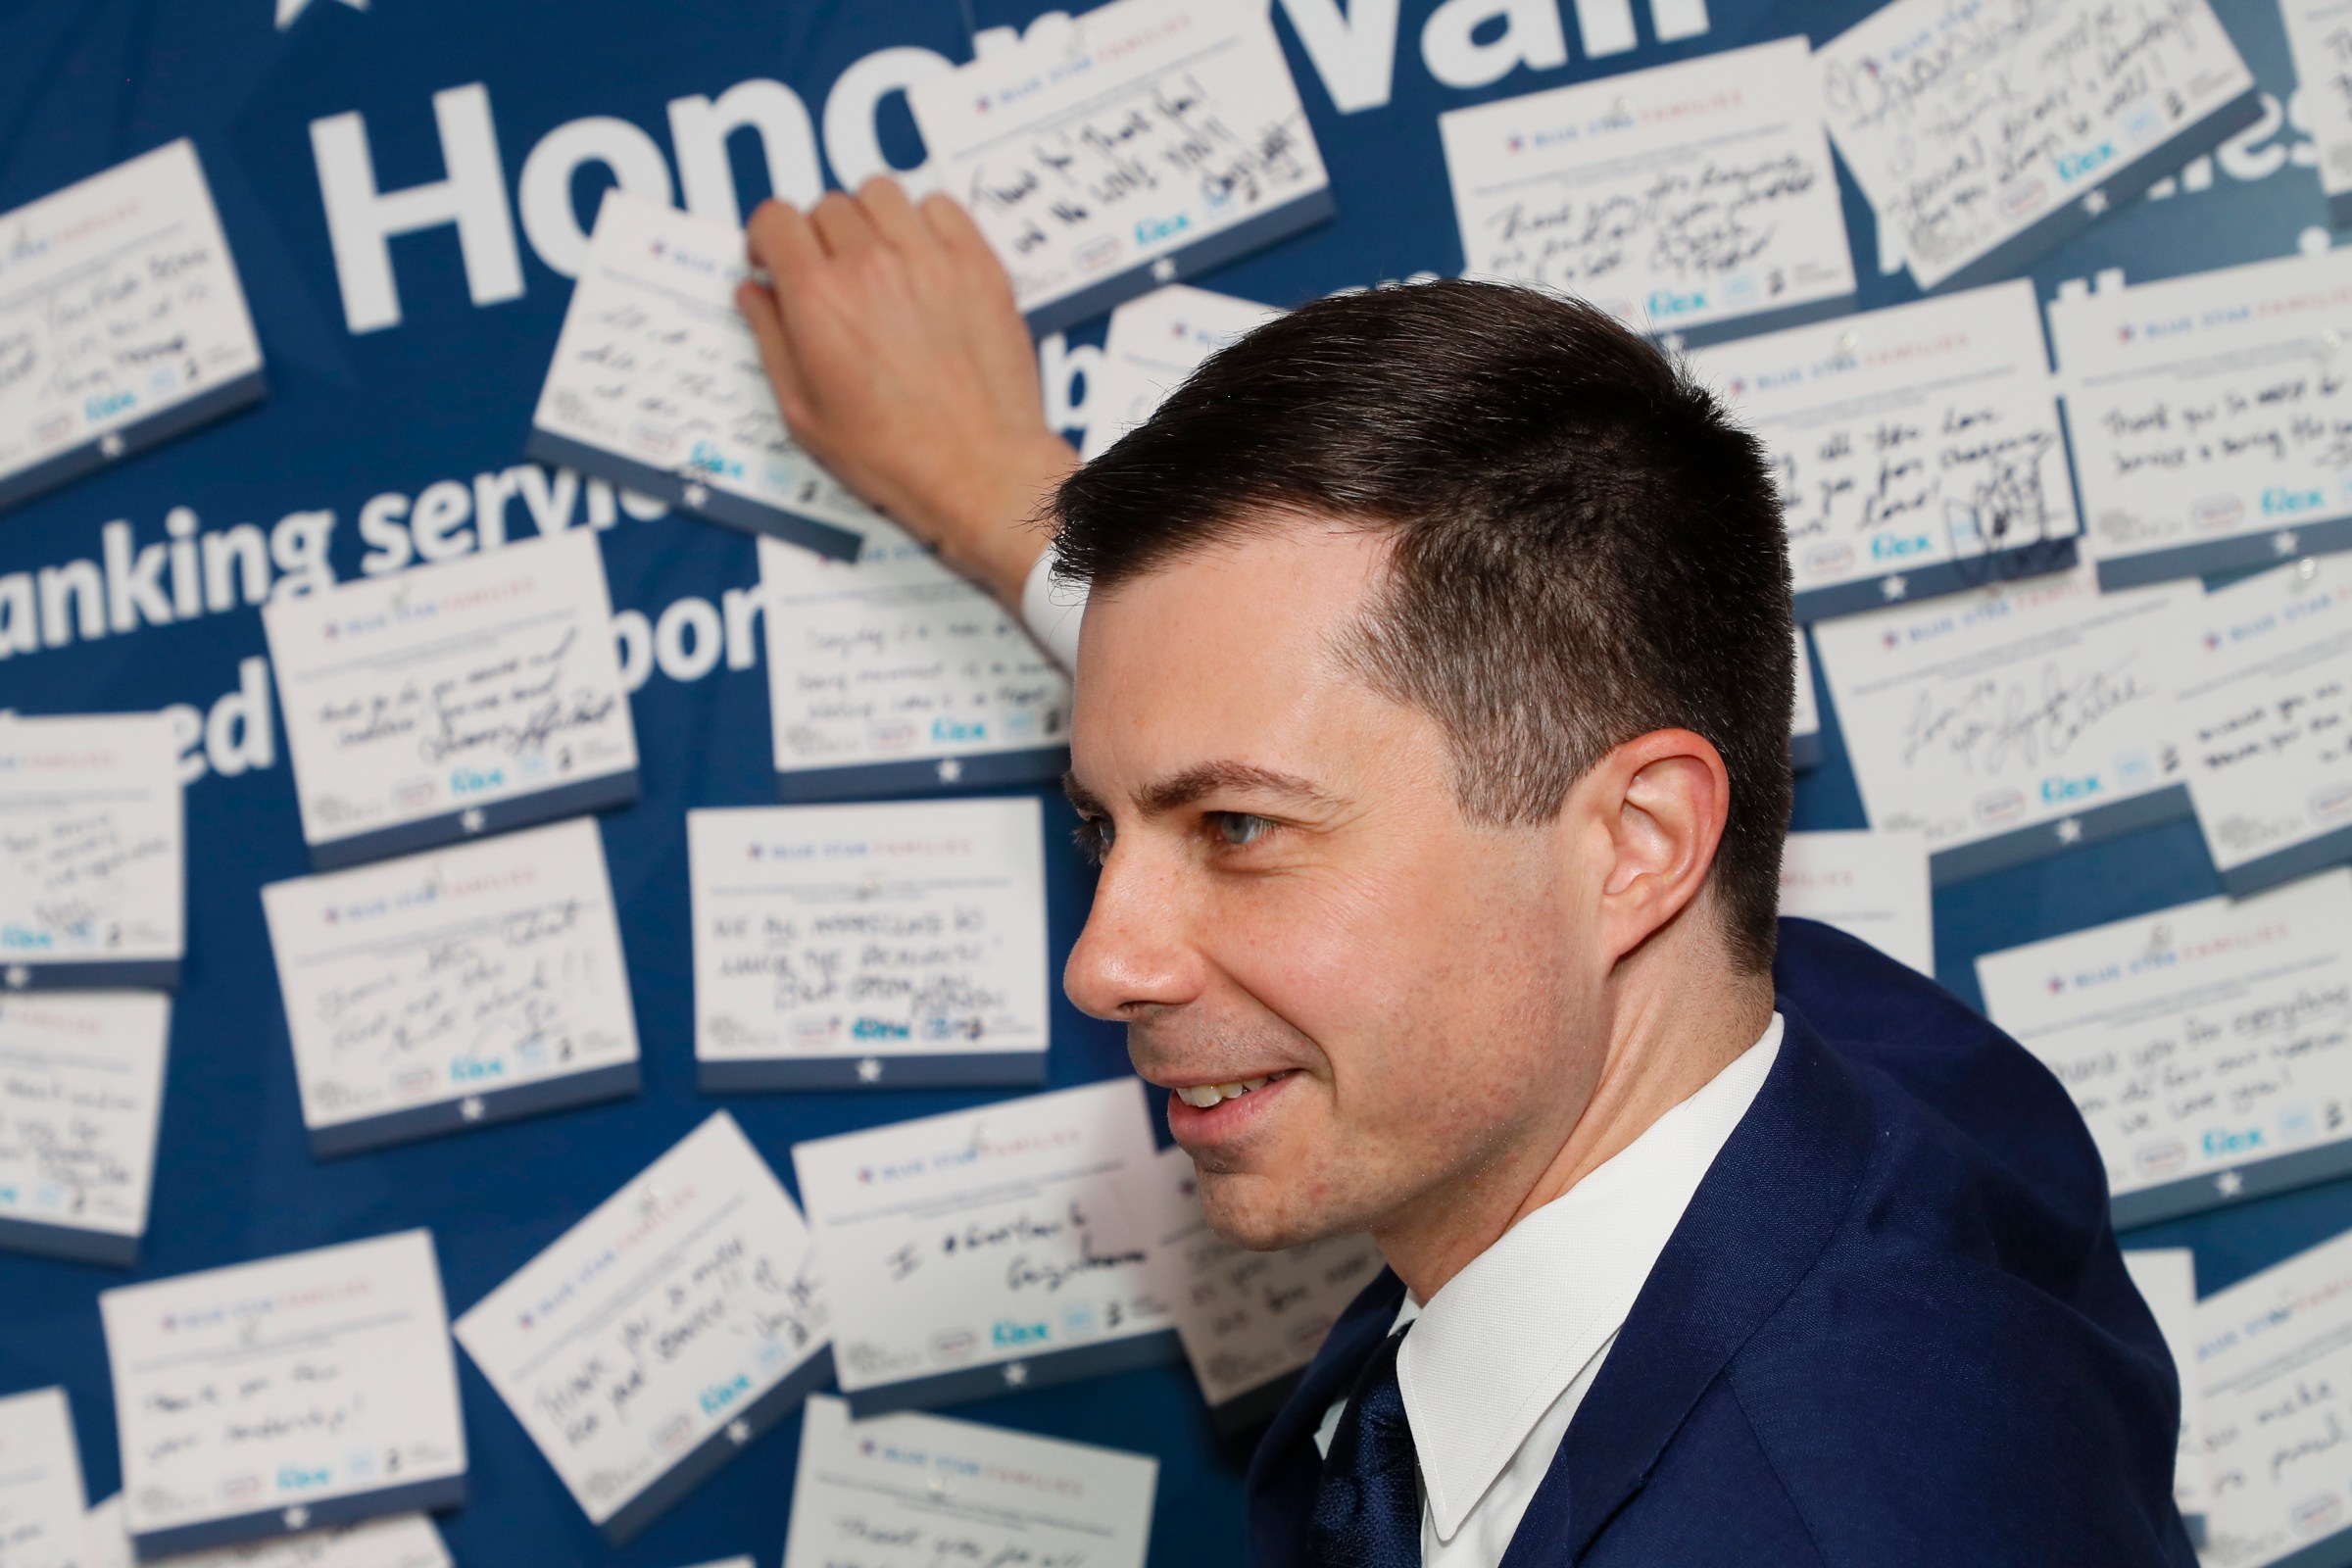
[0,0,2336,1561]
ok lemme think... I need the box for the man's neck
[1373,959,1776,1303]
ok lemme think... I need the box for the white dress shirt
[1313,1015,1785,1566]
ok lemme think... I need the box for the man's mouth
[1171,1070,1294,1108]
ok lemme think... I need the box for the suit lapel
[1247,1265,1409,1568]
[1502,1006,1878,1565]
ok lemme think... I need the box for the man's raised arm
[735,178,1076,612]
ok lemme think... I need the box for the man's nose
[1062,842,1205,1020]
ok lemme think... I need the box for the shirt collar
[1395,1014,1785,1538]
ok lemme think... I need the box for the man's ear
[1578,728,1733,965]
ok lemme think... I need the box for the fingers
[735,278,812,429]
[808,189,877,259]
[918,191,1004,282]
[745,198,821,287]
[858,174,931,255]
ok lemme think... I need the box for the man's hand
[738,178,1077,608]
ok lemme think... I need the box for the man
[737,181,2191,1566]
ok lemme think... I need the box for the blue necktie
[1308,1327,1422,1567]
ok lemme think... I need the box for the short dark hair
[1052,278,1793,973]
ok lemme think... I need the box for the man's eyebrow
[1134,761,1340,816]
[1061,771,1107,818]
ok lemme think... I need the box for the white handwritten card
[689,800,1050,1092]
[0,992,168,1267]
[791,1078,1178,1413]
[1778,831,1933,977]
[454,1113,830,1544]
[1080,283,1280,461]
[1687,281,2080,619]
[2193,1227,2352,1568]
[81,1497,449,1568]
[0,712,182,991]
[757,531,1070,800]
[1812,566,2192,883]
[260,817,638,1157]
[1440,36,1854,346]
[99,1230,466,1558]
[907,0,1335,335]
[1121,1146,1383,1428]
[264,530,638,869]
[2163,563,2352,896]
[1977,870,2352,1227]
[1791,631,1822,772]
[2048,248,2352,588]
[0,1387,87,1568]
[1817,0,2258,293]
[2286,0,2352,227]
[782,1395,1156,1568]
[2120,1250,2209,1543]
[0,140,265,514]
[527,193,879,561]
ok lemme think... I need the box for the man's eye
[1211,812,1276,847]
[1073,816,1114,864]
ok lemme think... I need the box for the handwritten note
[783,1395,1155,1568]
[0,1388,86,1568]
[689,800,1049,1092]
[792,1079,1176,1412]
[527,193,879,561]
[1687,281,2079,617]
[454,1113,830,1544]
[907,0,1334,334]
[1977,870,2352,1226]
[1121,1146,1383,1420]
[260,817,638,1156]
[1813,566,2191,880]
[2048,247,2352,588]
[2192,1226,2352,1568]
[1440,37,1854,343]
[2121,1249,2209,1537]
[99,1230,466,1558]
[2286,0,2352,226]
[81,1497,449,1568]
[0,139,265,512]
[0,992,168,1266]
[1081,282,1280,460]
[0,712,182,991]
[1778,831,1934,977]
[757,531,1069,799]
[2162,563,2352,895]
[264,529,638,868]
[1817,0,2257,292]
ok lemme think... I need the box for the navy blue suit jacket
[1245,918,2194,1567]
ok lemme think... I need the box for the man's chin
[1196,1170,1360,1253]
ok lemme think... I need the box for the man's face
[1064,523,1610,1250]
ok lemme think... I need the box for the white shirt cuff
[1019,543,1087,674]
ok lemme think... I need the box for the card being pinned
[0,140,266,514]
[908,0,1336,335]
[527,192,881,561]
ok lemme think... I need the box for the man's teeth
[1176,1076,1273,1108]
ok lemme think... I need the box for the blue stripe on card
[307,1061,640,1158]
[698,1051,1047,1093]
[128,1474,466,1561]
[305,771,637,871]
[2114,1138,2352,1231]
[0,957,178,992]
[0,370,268,514]
[2217,824,2352,899]
[844,1328,1183,1417]
[597,1348,835,1545]
[0,1214,141,1268]
[1023,189,1337,338]
[520,431,863,561]
[2092,514,2352,591]
[1927,785,2194,888]
[775,748,1068,804]
[1793,538,2078,625]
